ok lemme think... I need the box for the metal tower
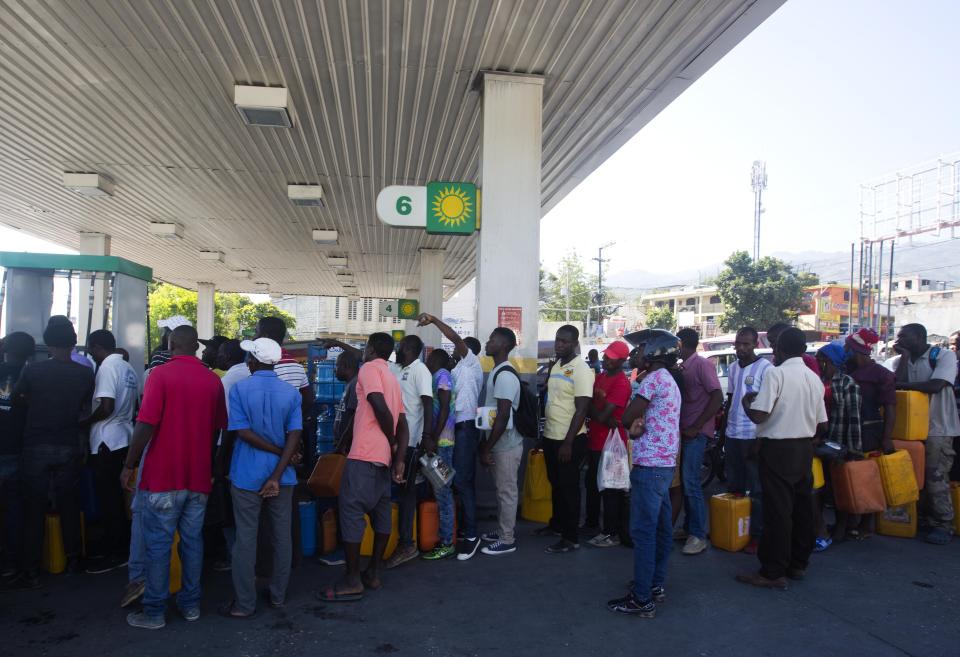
[751,160,767,261]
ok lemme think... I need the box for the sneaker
[421,544,456,561]
[212,559,232,572]
[318,549,346,566]
[735,571,788,590]
[650,586,666,603]
[682,536,708,555]
[925,528,952,545]
[0,571,41,592]
[384,544,419,569]
[126,611,166,630]
[813,537,832,553]
[588,533,620,548]
[672,528,688,541]
[534,525,561,537]
[545,539,579,554]
[456,537,481,561]
[607,593,656,617]
[480,532,501,543]
[481,540,517,556]
[120,580,145,608]
[180,607,200,622]
[86,554,128,575]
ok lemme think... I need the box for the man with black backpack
[477,327,526,556]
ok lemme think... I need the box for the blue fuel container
[299,501,317,557]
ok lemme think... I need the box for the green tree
[645,305,676,330]
[147,283,295,353]
[539,251,595,323]
[714,251,816,332]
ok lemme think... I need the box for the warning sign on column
[497,306,522,346]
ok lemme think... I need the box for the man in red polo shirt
[120,325,227,630]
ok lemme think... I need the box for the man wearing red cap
[584,341,632,547]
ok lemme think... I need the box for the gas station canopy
[0,0,782,298]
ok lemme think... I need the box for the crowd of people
[0,309,956,625]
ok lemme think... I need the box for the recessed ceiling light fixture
[229,269,251,279]
[254,282,270,292]
[234,85,291,128]
[443,278,457,287]
[327,256,348,268]
[63,172,114,198]
[311,228,338,244]
[198,250,224,262]
[149,222,183,239]
[288,184,324,207]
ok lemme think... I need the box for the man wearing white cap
[219,337,303,618]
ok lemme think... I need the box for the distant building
[796,284,872,339]
[271,295,402,340]
[640,285,724,337]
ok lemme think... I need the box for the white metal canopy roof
[0,0,782,297]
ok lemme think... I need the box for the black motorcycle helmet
[623,329,680,366]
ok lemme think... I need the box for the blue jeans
[140,490,207,619]
[630,467,673,602]
[128,490,146,583]
[681,435,707,539]
[437,445,455,545]
[452,422,480,538]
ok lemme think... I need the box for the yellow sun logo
[431,185,473,227]
[400,301,417,316]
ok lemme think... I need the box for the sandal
[315,585,364,603]
[813,537,832,553]
[217,601,256,620]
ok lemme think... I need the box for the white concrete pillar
[77,232,111,343]
[476,72,544,372]
[418,249,444,349]
[196,282,216,355]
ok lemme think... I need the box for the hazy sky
[3,0,959,285]
[540,0,960,276]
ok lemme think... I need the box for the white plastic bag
[598,429,631,491]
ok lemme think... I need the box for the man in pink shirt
[676,328,723,556]
[318,332,407,602]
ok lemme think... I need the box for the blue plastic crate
[316,419,335,440]
[316,439,336,456]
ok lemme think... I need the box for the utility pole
[751,161,767,261]
[593,241,615,335]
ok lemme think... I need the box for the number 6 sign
[376,185,427,228]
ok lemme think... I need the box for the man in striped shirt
[255,317,312,467]
[722,327,772,555]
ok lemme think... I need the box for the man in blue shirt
[220,338,302,618]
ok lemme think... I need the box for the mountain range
[606,241,960,291]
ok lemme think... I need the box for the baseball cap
[240,337,282,365]
[199,335,229,348]
[603,341,630,360]
[158,315,192,330]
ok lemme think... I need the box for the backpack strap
[930,346,941,371]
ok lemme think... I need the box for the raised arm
[417,313,468,359]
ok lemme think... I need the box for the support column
[196,282,216,355]
[418,249,444,349]
[77,232,111,343]
[476,73,544,372]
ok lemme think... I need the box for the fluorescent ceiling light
[149,222,183,239]
[443,278,457,287]
[327,256,348,268]
[234,85,291,128]
[63,172,114,198]
[198,250,224,262]
[229,269,251,279]
[312,228,338,244]
[254,282,270,292]
[288,184,324,207]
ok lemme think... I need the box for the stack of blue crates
[308,345,346,456]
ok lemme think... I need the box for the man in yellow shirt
[538,325,595,553]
